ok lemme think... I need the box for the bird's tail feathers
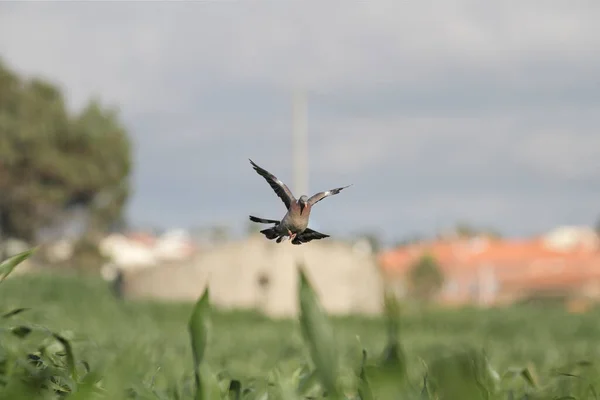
[249,215,280,225]
[259,227,280,240]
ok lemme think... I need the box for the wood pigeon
[248,158,351,245]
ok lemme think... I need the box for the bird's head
[298,195,308,214]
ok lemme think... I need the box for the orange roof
[379,236,600,302]
[378,237,600,277]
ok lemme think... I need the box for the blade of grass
[228,380,241,400]
[297,265,340,398]
[2,307,31,319]
[52,332,78,382]
[357,349,374,400]
[189,288,210,372]
[0,248,36,284]
[188,287,220,400]
[11,326,32,338]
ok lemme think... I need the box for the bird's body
[281,200,310,233]
[248,158,351,245]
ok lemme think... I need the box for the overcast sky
[1,2,599,245]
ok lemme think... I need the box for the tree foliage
[408,252,444,302]
[0,58,132,243]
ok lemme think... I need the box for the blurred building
[378,225,600,308]
[99,229,197,280]
[115,234,385,318]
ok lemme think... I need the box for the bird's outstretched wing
[249,215,280,225]
[249,159,295,209]
[307,184,352,206]
[291,228,330,245]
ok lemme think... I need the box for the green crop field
[2,251,600,399]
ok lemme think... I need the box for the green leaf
[357,350,374,400]
[0,248,36,284]
[503,365,538,388]
[2,307,31,319]
[52,332,78,382]
[189,288,210,370]
[297,266,341,398]
[521,366,538,388]
[228,379,241,400]
[188,287,220,400]
[11,325,32,338]
[381,288,407,375]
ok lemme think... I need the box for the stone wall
[117,234,385,318]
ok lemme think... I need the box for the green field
[2,264,600,399]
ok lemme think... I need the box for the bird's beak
[300,202,306,214]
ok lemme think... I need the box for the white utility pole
[292,89,308,196]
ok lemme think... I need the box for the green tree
[0,59,132,245]
[407,252,444,302]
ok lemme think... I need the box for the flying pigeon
[248,158,351,245]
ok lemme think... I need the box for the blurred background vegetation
[0,58,132,270]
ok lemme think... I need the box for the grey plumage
[248,158,351,245]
